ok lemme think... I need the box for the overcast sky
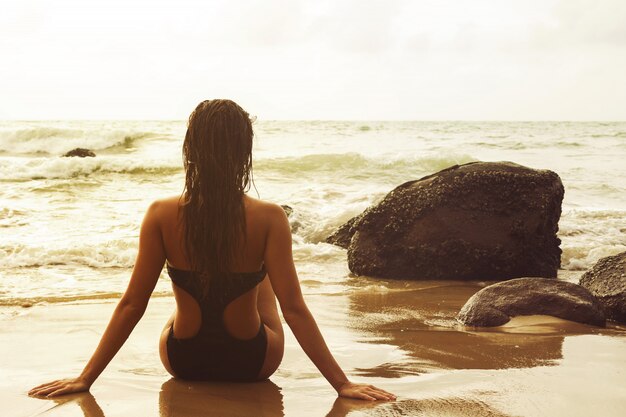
[1,0,625,120]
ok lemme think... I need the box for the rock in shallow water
[280,205,293,217]
[63,148,96,157]
[579,251,626,324]
[327,161,564,280]
[457,277,606,327]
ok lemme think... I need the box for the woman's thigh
[159,312,177,377]
[256,275,284,379]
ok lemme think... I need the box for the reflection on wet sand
[159,378,284,417]
[48,381,285,417]
[45,393,105,417]
[345,280,606,374]
[47,380,428,417]
[45,385,513,417]
[326,396,513,417]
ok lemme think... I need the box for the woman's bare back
[156,195,285,378]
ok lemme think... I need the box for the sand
[2,280,626,417]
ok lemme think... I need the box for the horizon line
[1,118,625,123]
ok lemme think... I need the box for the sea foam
[0,239,138,268]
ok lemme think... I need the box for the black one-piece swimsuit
[166,264,268,382]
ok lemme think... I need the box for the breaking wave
[0,155,183,181]
[0,152,474,181]
[256,152,476,180]
[0,124,165,155]
[1,240,138,268]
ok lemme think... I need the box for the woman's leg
[256,274,285,379]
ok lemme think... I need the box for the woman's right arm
[263,204,395,401]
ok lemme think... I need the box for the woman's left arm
[29,201,166,398]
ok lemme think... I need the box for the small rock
[457,277,605,327]
[280,205,293,217]
[579,251,626,324]
[63,148,96,158]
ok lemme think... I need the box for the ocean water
[1,120,625,307]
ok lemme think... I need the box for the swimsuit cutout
[166,264,268,381]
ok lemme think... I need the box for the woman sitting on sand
[29,99,395,401]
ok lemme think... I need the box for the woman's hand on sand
[28,377,91,398]
[337,382,396,401]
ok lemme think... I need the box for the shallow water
[1,120,625,304]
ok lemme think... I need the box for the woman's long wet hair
[181,99,254,295]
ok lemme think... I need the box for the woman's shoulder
[147,195,284,213]
[145,195,288,226]
[143,196,182,222]
[244,196,289,221]
[148,196,182,210]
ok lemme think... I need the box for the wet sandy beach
[3,277,626,417]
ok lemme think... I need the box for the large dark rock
[579,251,626,324]
[63,148,96,158]
[327,161,564,280]
[457,278,606,327]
